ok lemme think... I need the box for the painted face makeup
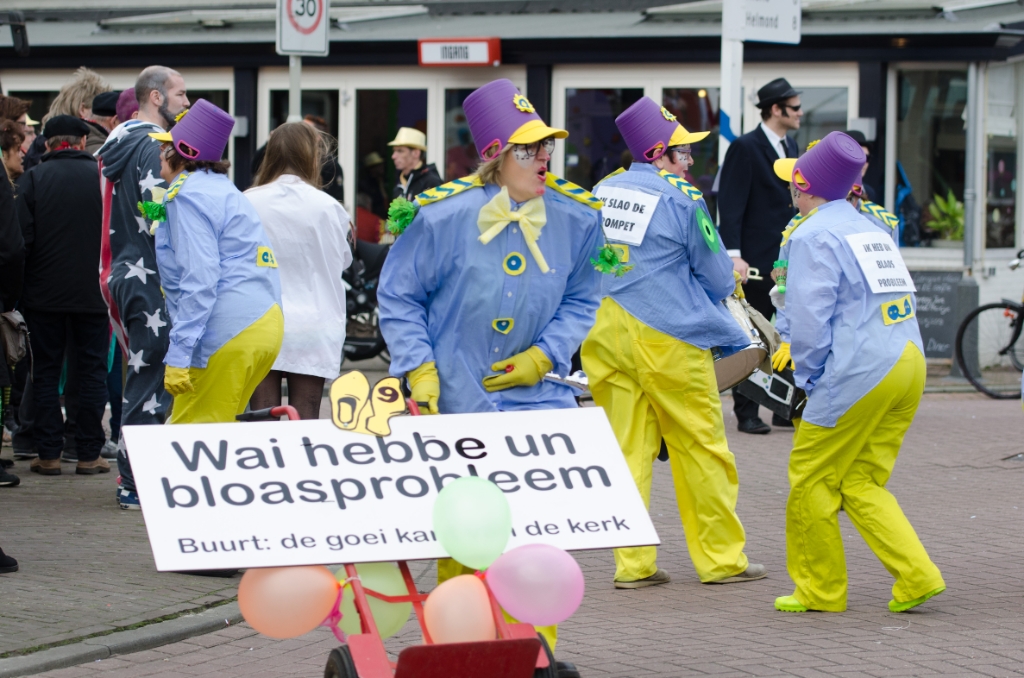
[511,137,556,168]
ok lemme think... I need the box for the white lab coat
[245,174,353,379]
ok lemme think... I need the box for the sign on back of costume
[123,408,659,571]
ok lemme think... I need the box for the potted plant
[926,190,964,246]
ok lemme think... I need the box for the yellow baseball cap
[387,127,427,151]
[669,124,710,146]
[774,158,796,182]
[508,119,568,145]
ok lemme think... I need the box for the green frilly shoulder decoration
[137,201,166,223]
[591,245,634,278]
[386,197,419,235]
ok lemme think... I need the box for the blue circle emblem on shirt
[503,252,526,276]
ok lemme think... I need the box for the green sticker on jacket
[697,209,719,252]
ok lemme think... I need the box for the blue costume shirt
[597,163,749,351]
[378,180,603,414]
[786,200,923,427]
[776,200,897,344]
[156,171,282,369]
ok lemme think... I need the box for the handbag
[0,310,28,367]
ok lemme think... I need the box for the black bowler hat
[92,91,120,118]
[756,78,801,109]
[843,129,869,147]
[43,115,90,138]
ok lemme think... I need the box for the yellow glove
[164,366,194,396]
[732,270,745,299]
[407,361,440,415]
[772,342,795,372]
[483,346,552,393]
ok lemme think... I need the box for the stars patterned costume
[96,120,174,498]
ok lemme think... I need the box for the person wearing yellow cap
[388,127,442,202]
[770,131,945,615]
[378,79,604,659]
[582,96,765,589]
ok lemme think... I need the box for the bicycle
[953,248,1024,399]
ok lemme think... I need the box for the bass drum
[712,296,780,392]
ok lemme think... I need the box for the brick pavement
[0,358,391,657]
[12,392,1024,676]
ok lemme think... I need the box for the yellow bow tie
[477,187,549,273]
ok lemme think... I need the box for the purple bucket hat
[616,96,680,162]
[149,99,235,162]
[462,79,567,160]
[774,131,865,201]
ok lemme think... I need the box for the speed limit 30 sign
[277,0,330,56]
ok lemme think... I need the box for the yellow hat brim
[669,125,710,146]
[149,131,173,142]
[508,119,569,144]
[23,114,39,126]
[774,158,797,182]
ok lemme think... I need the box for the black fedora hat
[756,78,801,109]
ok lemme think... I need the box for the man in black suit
[718,78,803,435]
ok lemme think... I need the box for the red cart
[238,405,579,678]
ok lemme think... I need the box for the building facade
[3,0,1024,363]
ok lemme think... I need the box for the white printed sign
[845,231,916,294]
[277,0,330,56]
[723,0,801,45]
[593,185,660,246]
[123,408,659,571]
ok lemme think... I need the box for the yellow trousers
[437,559,558,651]
[581,298,749,583]
[170,305,284,424]
[785,341,944,611]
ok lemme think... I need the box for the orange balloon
[423,574,496,644]
[238,566,339,639]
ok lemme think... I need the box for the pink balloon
[423,574,496,644]
[238,566,339,639]
[486,544,584,626]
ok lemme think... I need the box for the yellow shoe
[889,586,945,613]
[774,595,808,612]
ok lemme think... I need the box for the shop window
[270,89,339,137]
[6,91,57,124]
[444,89,478,181]
[563,88,644,191]
[662,87,720,215]
[985,64,1016,249]
[354,89,427,226]
[792,88,849,154]
[897,70,968,243]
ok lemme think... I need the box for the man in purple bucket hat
[146,99,284,430]
[378,78,605,659]
[581,95,766,590]
[770,131,945,615]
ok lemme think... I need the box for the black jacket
[393,163,442,201]
[0,169,23,311]
[718,126,798,272]
[15,149,106,314]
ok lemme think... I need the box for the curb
[0,603,243,678]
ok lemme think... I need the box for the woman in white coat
[246,122,353,419]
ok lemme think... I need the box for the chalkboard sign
[910,270,962,358]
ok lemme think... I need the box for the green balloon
[336,563,412,639]
[433,476,512,570]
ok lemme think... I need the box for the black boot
[0,547,18,573]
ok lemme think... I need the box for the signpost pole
[288,54,303,123]
[718,34,744,166]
